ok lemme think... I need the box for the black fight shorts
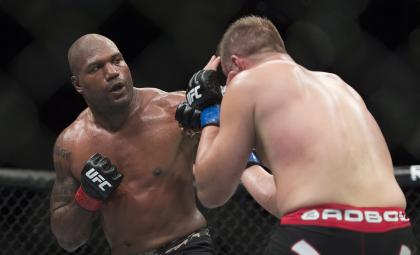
[264,204,417,255]
[139,227,215,255]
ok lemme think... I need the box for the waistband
[138,227,211,255]
[280,203,411,233]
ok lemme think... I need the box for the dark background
[0,0,419,171]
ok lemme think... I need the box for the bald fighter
[187,16,416,254]
[50,34,215,255]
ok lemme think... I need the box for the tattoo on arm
[52,142,76,210]
[54,145,72,161]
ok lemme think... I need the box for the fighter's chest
[71,122,183,180]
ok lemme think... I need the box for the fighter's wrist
[75,186,102,212]
[200,105,220,127]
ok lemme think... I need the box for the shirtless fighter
[50,34,215,255]
[186,16,416,254]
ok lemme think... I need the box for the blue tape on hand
[200,105,220,127]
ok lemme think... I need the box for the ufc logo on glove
[85,168,112,191]
[187,86,202,105]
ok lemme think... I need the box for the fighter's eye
[112,57,122,65]
[87,64,100,73]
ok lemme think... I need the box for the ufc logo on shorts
[187,86,202,105]
[85,168,112,191]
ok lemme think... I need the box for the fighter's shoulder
[231,60,295,86]
[53,126,76,165]
[55,109,90,148]
[140,87,184,109]
[315,71,355,90]
[315,71,343,82]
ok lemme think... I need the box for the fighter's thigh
[365,228,417,255]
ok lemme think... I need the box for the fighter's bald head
[67,34,118,75]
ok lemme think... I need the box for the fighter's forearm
[50,200,96,252]
[241,165,279,217]
[196,126,219,165]
[195,126,234,207]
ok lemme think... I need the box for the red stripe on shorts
[280,203,411,233]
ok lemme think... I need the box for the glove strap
[246,152,272,172]
[75,186,102,211]
[201,105,220,127]
[246,152,261,168]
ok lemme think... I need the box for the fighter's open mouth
[110,83,124,92]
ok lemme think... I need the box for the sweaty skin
[50,34,206,255]
[194,53,406,217]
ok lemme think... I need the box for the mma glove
[175,101,201,131]
[75,153,123,211]
[186,70,223,127]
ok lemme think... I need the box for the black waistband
[138,227,211,255]
[158,227,210,254]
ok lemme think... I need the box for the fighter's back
[249,59,406,216]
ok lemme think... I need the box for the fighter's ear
[231,55,246,71]
[71,75,82,94]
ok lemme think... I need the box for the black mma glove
[186,70,224,127]
[75,153,123,211]
[186,69,223,110]
[175,101,201,130]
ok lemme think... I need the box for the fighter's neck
[90,91,141,132]
[250,52,293,66]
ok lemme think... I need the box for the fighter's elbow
[51,225,89,252]
[265,202,280,218]
[55,236,86,252]
[197,190,226,208]
[261,192,281,217]
[248,186,279,217]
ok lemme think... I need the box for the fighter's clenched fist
[75,153,123,211]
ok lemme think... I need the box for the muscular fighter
[186,16,416,254]
[49,34,215,255]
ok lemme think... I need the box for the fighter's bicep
[51,137,78,209]
[53,136,74,179]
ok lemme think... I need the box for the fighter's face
[75,42,134,111]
